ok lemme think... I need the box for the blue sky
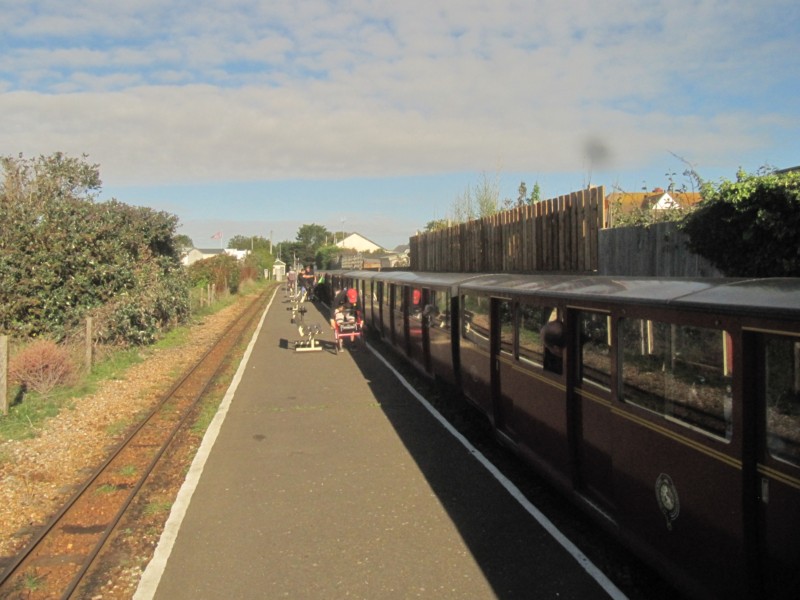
[2,1,799,250]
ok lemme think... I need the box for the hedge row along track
[0,286,275,599]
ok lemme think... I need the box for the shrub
[9,339,78,394]
[1,153,190,341]
[680,168,800,277]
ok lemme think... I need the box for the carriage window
[392,285,402,312]
[765,335,800,466]
[462,294,490,349]
[620,319,733,440]
[579,311,611,390]
[382,282,390,308]
[429,290,450,330]
[519,305,558,369]
[498,300,514,357]
[410,288,423,320]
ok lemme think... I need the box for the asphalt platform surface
[134,289,622,599]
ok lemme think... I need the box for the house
[335,233,384,253]
[604,188,702,227]
[182,248,250,266]
[272,259,286,281]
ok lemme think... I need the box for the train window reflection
[409,288,424,323]
[518,305,558,369]
[765,335,800,466]
[462,294,490,349]
[579,311,612,390]
[429,290,450,330]
[620,319,733,440]
[393,285,402,312]
[499,300,514,357]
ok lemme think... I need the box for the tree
[296,224,330,248]
[517,182,527,206]
[293,224,331,265]
[530,182,542,203]
[175,234,194,249]
[228,235,271,252]
[0,152,189,342]
[448,171,501,223]
[474,171,500,217]
[680,168,800,277]
[424,219,449,232]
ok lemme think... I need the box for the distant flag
[211,231,222,240]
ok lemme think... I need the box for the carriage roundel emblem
[655,473,680,530]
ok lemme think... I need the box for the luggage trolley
[332,288,365,354]
[333,307,364,353]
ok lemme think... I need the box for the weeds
[0,282,268,443]
[143,501,172,516]
[95,483,119,495]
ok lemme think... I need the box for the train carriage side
[347,270,378,330]
[672,279,800,599]
[372,272,475,383]
[457,274,800,600]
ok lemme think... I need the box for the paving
[134,288,620,599]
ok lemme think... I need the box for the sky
[2,1,799,250]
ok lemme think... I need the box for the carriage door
[418,288,432,374]
[755,332,800,596]
[571,309,616,512]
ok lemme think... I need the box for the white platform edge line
[133,288,278,600]
[365,341,629,600]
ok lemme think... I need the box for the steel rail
[0,287,274,598]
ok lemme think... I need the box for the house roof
[336,232,385,251]
[605,188,702,214]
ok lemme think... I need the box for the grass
[0,279,272,444]
[143,500,172,516]
[119,464,137,477]
[106,418,132,438]
[23,570,46,592]
[190,401,220,436]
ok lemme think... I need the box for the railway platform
[134,289,623,599]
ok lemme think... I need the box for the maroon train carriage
[327,269,799,600]
[358,271,481,383]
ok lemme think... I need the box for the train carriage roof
[458,273,800,319]
[328,271,800,319]
[671,278,800,318]
[341,270,482,287]
[459,273,721,300]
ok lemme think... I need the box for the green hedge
[1,153,189,344]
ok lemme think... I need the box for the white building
[335,233,384,253]
[181,248,250,266]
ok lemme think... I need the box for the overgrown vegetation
[0,152,189,344]
[0,151,279,438]
[608,200,689,228]
[186,253,242,296]
[0,279,272,442]
[8,339,77,394]
[680,168,800,277]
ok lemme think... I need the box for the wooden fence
[598,222,723,277]
[410,186,604,273]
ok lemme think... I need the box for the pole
[85,317,93,373]
[1,335,7,415]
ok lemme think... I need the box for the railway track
[0,287,274,599]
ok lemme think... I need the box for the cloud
[1,1,797,188]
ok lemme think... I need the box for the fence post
[1,335,7,415]
[85,317,93,374]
